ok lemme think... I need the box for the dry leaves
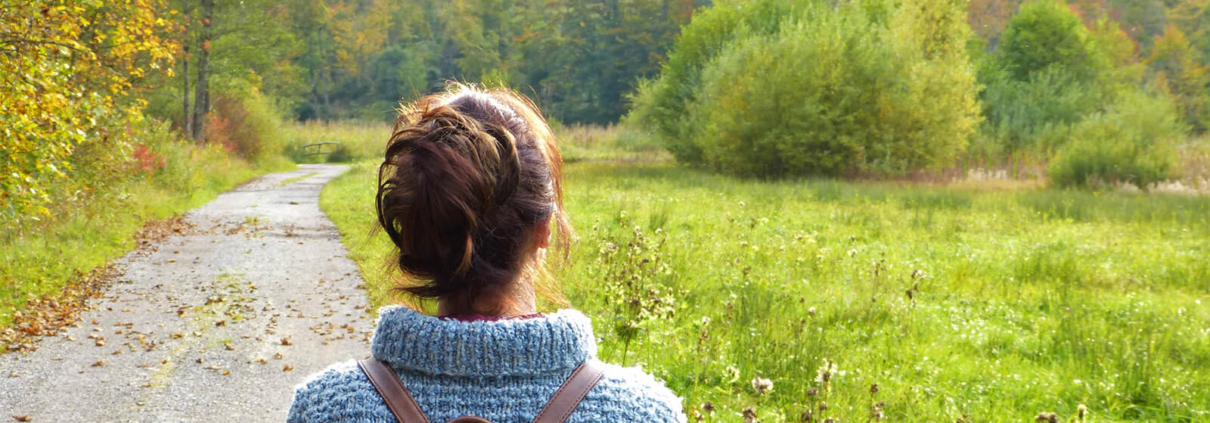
[1,266,120,352]
[12,415,32,422]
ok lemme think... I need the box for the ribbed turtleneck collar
[370,306,598,377]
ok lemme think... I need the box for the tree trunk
[191,0,213,141]
[182,0,191,137]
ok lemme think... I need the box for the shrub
[980,68,1104,151]
[1048,91,1183,189]
[206,90,286,164]
[626,0,796,165]
[635,0,979,177]
[997,0,1104,82]
[326,144,354,163]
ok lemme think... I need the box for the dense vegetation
[631,0,1210,181]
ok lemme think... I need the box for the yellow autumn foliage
[0,0,177,228]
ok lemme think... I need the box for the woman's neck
[436,283,537,318]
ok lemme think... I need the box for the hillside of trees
[3,0,1210,230]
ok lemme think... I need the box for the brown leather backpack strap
[531,360,606,423]
[358,359,431,423]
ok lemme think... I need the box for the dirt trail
[1,164,375,423]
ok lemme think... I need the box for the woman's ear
[534,215,552,250]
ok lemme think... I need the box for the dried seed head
[800,409,813,422]
[743,406,758,423]
[807,387,819,396]
[702,402,715,414]
[751,377,774,395]
[1077,404,1087,420]
[819,402,829,412]
[870,383,880,395]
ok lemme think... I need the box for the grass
[283,120,392,164]
[0,140,292,331]
[321,156,1210,423]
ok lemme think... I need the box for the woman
[287,86,686,423]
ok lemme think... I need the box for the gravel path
[1,164,376,423]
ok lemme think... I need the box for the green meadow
[320,150,1210,423]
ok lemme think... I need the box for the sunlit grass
[321,157,1210,422]
[0,146,284,330]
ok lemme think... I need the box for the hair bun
[376,87,570,311]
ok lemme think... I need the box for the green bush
[633,0,979,177]
[208,90,287,165]
[980,68,1104,151]
[326,144,354,163]
[1048,91,1183,189]
[626,0,796,165]
[997,0,1105,82]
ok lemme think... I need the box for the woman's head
[376,85,570,313]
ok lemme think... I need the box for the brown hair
[375,85,571,311]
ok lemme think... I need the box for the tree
[1148,24,1210,132]
[192,0,212,140]
[998,0,1102,82]
[0,0,177,228]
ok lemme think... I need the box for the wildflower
[751,376,774,395]
[1076,404,1088,422]
[743,406,758,423]
[702,402,715,415]
[809,307,817,317]
[806,387,819,397]
[725,365,741,381]
[819,402,828,412]
[870,383,880,395]
[739,201,746,207]
[815,358,838,387]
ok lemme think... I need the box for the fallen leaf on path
[215,320,225,327]
[12,415,32,422]
[282,364,294,372]
[91,360,104,367]
[221,369,230,376]
[273,352,283,360]
[280,338,292,346]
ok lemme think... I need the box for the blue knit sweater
[287,306,686,423]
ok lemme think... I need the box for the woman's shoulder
[293,360,369,394]
[288,361,376,422]
[578,361,687,423]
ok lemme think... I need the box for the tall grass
[283,120,392,164]
[321,159,1210,422]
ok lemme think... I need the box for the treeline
[151,0,705,125]
[631,0,1210,185]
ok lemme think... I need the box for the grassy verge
[0,142,293,333]
[322,157,1210,422]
